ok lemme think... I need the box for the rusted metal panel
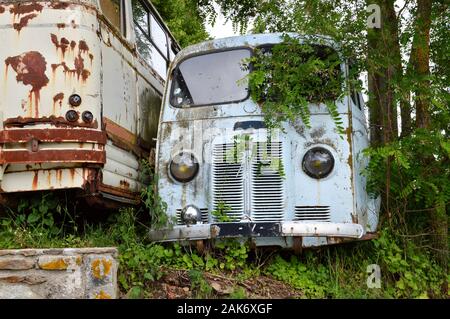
[103,117,137,153]
[0,149,106,164]
[0,167,95,193]
[0,0,176,204]
[0,128,106,143]
[97,183,140,201]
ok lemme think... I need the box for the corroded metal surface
[0,0,178,203]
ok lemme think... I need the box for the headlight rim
[302,146,335,179]
[168,151,200,184]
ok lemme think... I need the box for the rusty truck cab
[0,0,178,205]
[151,34,380,248]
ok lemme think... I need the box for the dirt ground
[144,269,301,299]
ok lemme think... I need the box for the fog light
[66,110,79,122]
[69,94,82,107]
[181,205,200,225]
[82,111,94,123]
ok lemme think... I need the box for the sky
[204,3,239,39]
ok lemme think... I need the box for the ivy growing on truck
[245,34,345,133]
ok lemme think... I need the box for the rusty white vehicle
[150,33,380,249]
[0,0,179,206]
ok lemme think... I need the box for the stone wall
[0,247,118,299]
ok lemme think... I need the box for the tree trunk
[411,0,447,285]
[413,0,432,129]
[367,0,399,147]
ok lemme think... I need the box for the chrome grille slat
[251,141,285,222]
[212,143,244,221]
[294,206,331,222]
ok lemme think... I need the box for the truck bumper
[148,221,365,242]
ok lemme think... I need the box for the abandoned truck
[149,33,381,248]
[0,0,179,205]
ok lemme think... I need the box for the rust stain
[98,183,139,200]
[91,258,112,280]
[50,34,70,57]
[13,13,37,32]
[119,180,130,189]
[71,19,76,28]
[95,290,112,299]
[79,40,89,53]
[50,3,70,10]
[47,170,51,186]
[56,23,65,29]
[0,128,106,144]
[89,53,94,64]
[5,51,49,117]
[69,168,75,181]
[0,6,5,14]
[52,92,64,113]
[10,3,43,15]
[4,116,98,129]
[39,258,68,270]
[51,36,91,82]
[0,149,106,165]
[56,169,62,182]
[32,171,38,189]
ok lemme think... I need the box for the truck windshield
[170,49,251,107]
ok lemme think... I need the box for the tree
[151,0,210,47]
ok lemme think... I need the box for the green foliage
[151,0,210,47]
[363,129,449,213]
[211,201,232,222]
[266,255,332,298]
[373,229,444,298]
[228,286,247,299]
[246,34,345,133]
[189,269,213,298]
[0,193,113,249]
[214,240,249,271]
[140,160,170,230]
[265,227,447,299]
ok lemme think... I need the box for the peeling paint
[13,13,38,32]
[5,51,49,117]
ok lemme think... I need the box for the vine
[245,34,345,134]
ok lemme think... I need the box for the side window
[132,0,170,78]
[100,0,122,31]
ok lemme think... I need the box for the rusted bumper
[0,128,106,164]
[148,221,365,242]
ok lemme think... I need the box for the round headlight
[181,205,200,225]
[169,152,199,183]
[302,147,334,179]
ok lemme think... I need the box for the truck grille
[251,142,284,221]
[212,143,244,221]
[212,140,285,222]
[294,206,331,222]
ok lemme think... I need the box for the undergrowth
[0,191,447,299]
